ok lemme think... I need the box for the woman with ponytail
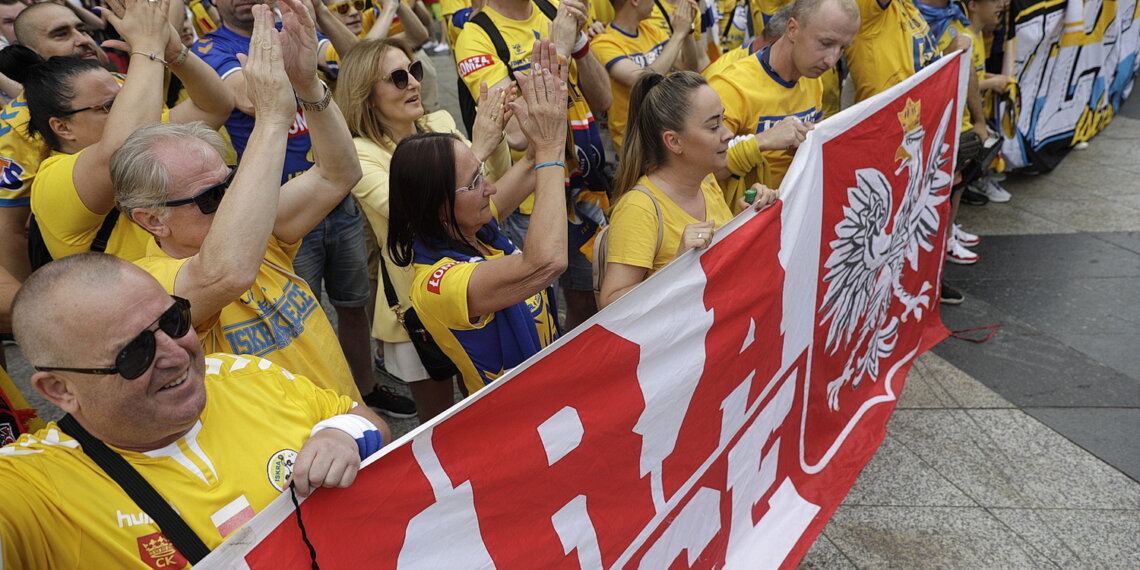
[597,70,778,308]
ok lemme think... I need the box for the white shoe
[422,40,438,51]
[953,224,981,247]
[974,179,1011,203]
[947,235,979,265]
[430,42,450,54]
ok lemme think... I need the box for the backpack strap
[654,0,673,33]
[630,184,664,257]
[90,211,120,253]
[58,415,212,564]
[533,0,558,20]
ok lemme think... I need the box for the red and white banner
[201,52,967,569]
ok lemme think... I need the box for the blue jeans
[293,196,370,308]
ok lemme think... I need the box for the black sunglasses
[163,166,235,214]
[35,296,193,380]
[57,97,115,119]
[381,60,424,90]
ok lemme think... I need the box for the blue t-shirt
[194,25,320,183]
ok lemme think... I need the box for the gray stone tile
[941,233,1140,280]
[953,200,1076,236]
[887,409,1140,509]
[1007,190,1140,233]
[896,352,1013,410]
[842,434,975,507]
[989,508,1140,569]
[1091,231,1140,255]
[1051,332,1140,383]
[798,532,855,569]
[932,317,1140,408]
[961,276,1140,336]
[1025,407,1140,482]
[821,506,1052,569]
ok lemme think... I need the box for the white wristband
[572,32,589,54]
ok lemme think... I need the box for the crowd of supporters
[0,0,1014,564]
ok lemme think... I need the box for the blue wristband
[534,160,566,170]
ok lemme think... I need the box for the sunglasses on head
[34,296,193,380]
[329,0,366,13]
[57,97,115,119]
[163,166,235,215]
[381,60,424,90]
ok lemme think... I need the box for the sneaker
[363,385,418,418]
[940,281,964,305]
[975,178,1011,203]
[430,41,450,54]
[953,224,981,247]
[947,236,979,265]
[421,40,438,51]
[961,186,989,206]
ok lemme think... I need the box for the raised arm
[71,0,172,215]
[171,2,297,327]
[465,39,569,318]
[274,0,362,243]
[605,0,697,88]
[309,0,360,59]
[551,0,611,111]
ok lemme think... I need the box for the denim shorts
[293,196,371,308]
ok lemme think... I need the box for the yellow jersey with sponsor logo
[591,20,671,148]
[845,0,938,102]
[607,174,732,274]
[709,47,823,188]
[0,353,354,570]
[0,94,47,208]
[135,237,363,401]
[409,217,558,395]
[939,20,985,131]
[31,151,154,262]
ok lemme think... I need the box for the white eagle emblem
[817,98,954,411]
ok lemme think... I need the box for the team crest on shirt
[266,449,298,492]
[136,532,189,570]
[0,157,24,191]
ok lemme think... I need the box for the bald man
[13,2,108,64]
[2,253,390,568]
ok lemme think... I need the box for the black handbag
[379,255,459,381]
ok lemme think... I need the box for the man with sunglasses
[2,253,390,568]
[117,1,368,403]
[196,0,416,417]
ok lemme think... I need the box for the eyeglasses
[163,166,235,215]
[57,97,115,119]
[380,60,424,90]
[328,0,366,13]
[455,161,485,194]
[34,296,192,380]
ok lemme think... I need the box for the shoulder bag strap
[90,211,120,253]
[630,184,664,258]
[57,414,212,564]
[470,12,517,88]
[533,0,558,20]
[654,0,673,33]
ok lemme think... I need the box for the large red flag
[200,51,967,570]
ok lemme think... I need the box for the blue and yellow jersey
[709,46,823,188]
[647,0,705,44]
[717,0,751,52]
[0,94,46,209]
[409,220,557,395]
[0,353,354,569]
[750,0,792,37]
[701,39,756,79]
[845,0,938,102]
[591,20,671,148]
[938,20,985,131]
[136,237,363,401]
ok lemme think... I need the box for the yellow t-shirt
[591,21,671,148]
[940,20,986,131]
[845,0,938,102]
[647,0,703,42]
[31,151,153,262]
[701,41,752,79]
[0,353,354,570]
[410,237,558,395]
[0,94,47,208]
[718,0,750,52]
[135,237,363,401]
[750,0,792,38]
[607,174,732,274]
[709,48,823,189]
